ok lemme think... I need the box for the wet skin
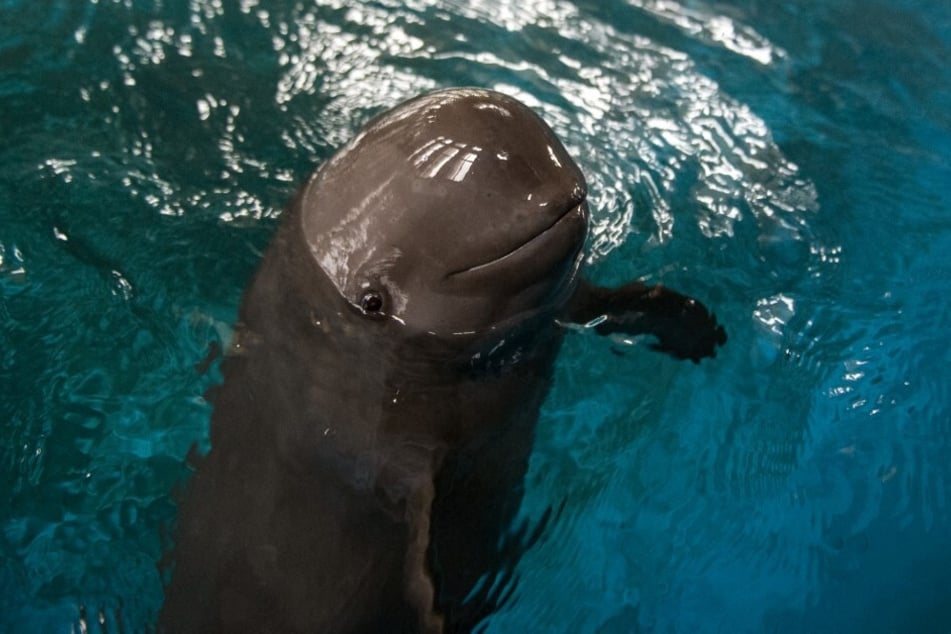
[160,88,726,634]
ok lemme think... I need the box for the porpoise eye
[360,290,385,314]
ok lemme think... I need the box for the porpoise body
[160,88,725,633]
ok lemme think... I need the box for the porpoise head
[299,88,588,336]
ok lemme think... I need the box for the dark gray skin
[160,88,725,634]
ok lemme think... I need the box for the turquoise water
[2,0,949,632]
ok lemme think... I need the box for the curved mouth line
[447,203,583,278]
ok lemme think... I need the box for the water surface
[1,0,949,631]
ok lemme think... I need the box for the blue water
[2,0,949,632]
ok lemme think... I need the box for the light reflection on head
[298,88,589,337]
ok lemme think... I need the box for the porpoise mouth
[447,202,588,279]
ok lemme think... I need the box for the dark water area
[1,0,949,632]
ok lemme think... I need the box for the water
[1,0,949,631]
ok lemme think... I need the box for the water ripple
[624,0,787,65]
